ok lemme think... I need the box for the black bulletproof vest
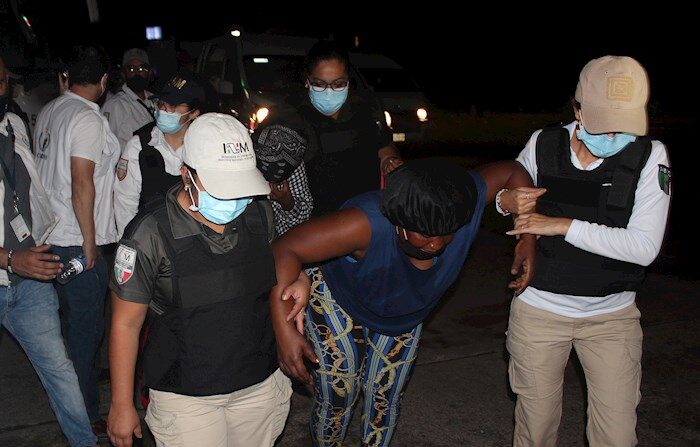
[530,127,651,296]
[142,201,278,396]
[135,123,181,210]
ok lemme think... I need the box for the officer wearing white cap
[502,56,671,446]
[102,48,155,151]
[113,74,205,237]
[107,113,297,447]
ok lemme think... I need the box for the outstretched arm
[476,160,543,203]
[270,208,371,383]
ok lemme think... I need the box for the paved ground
[1,223,698,446]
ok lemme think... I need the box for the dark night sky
[3,1,697,268]
[9,2,698,114]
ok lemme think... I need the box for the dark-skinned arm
[270,208,372,383]
[476,160,540,294]
[71,157,98,269]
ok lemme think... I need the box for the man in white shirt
[34,45,120,439]
[502,56,671,446]
[1,54,97,447]
[101,48,155,151]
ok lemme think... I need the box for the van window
[356,67,421,93]
[201,46,227,84]
[243,55,306,93]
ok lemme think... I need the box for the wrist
[6,249,14,274]
[559,218,573,236]
[110,399,136,411]
[495,189,511,216]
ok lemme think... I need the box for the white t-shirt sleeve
[515,129,542,183]
[113,135,143,237]
[69,110,106,162]
[565,142,671,266]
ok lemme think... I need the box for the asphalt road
[1,225,698,446]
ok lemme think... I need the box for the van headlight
[254,107,269,123]
[384,111,392,128]
[417,108,428,122]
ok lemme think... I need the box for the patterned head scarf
[254,124,307,183]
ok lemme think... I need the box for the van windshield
[357,68,421,93]
[243,55,306,93]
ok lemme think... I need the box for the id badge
[10,214,31,242]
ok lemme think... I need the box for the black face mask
[0,94,9,122]
[396,229,445,260]
[126,76,149,93]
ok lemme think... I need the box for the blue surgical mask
[309,87,348,116]
[576,124,637,158]
[155,109,190,134]
[187,172,251,224]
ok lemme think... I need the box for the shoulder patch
[658,164,672,195]
[115,244,137,284]
[116,158,129,181]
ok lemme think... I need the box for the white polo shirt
[515,121,671,318]
[113,126,184,236]
[101,84,155,151]
[34,91,120,246]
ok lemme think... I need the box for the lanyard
[0,123,20,213]
[137,99,156,123]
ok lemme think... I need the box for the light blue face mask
[576,124,637,158]
[187,172,251,224]
[155,109,190,134]
[308,86,349,116]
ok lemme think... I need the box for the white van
[349,53,429,143]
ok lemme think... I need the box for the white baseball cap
[183,113,271,199]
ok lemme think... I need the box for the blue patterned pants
[304,268,422,447]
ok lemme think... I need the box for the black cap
[151,74,205,108]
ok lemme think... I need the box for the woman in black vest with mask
[288,40,403,217]
[107,113,306,447]
[502,56,671,447]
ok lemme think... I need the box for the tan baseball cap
[574,56,649,136]
[183,113,270,199]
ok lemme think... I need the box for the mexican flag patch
[658,165,672,195]
[115,244,137,285]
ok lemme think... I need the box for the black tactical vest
[134,123,181,210]
[530,127,651,296]
[142,199,278,396]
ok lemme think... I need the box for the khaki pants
[506,298,643,447]
[145,369,292,447]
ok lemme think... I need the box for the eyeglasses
[125,64,150,74]
[308,78,349,92]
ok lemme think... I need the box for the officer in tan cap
[501,56,671,446]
